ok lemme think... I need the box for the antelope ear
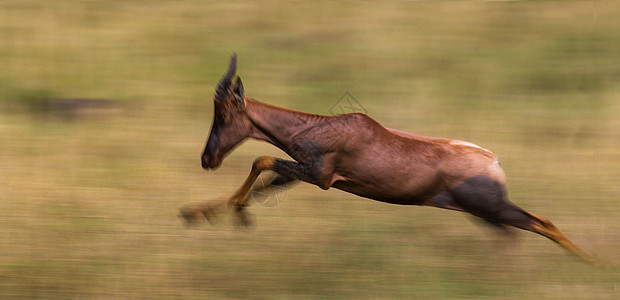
[232,76,245,111]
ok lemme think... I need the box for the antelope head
[201,54,251,170]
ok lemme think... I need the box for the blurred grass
[1,0,620,298]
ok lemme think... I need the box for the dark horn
[214,53,237,101]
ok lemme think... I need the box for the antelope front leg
[229,154,325,225]
[179,156,276,226]
[227,156,276,225]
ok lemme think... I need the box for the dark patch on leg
[274,141,323,183]
[250,173,297,195]
[448,175,530,227]
[249,174,297,206]
[467,215,520,239]
[272,159,317,183]
[270,174,297,187]
[425,192,464,211]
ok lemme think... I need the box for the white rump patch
[450,139,498,160]
[449,140,484,150]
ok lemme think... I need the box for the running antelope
[180,54,597,265]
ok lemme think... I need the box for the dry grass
[1,1,619,298]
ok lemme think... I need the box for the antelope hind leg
[449,175,600,266]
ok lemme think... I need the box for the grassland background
[1,1,619,298]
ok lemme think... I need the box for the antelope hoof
[179,201,227,226]
[178,205,202,227]
[233,207,254,227]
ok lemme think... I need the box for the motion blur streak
[0,1,619,298]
